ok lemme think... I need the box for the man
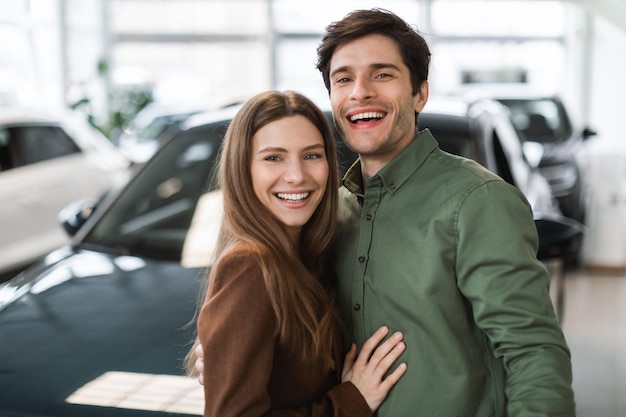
[315,8,575,417]
[196,8,575,416]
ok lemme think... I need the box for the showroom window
[1,0,573,130]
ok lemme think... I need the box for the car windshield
[82,121,228,261]
[498,98,572,144]
[421,114,484,166]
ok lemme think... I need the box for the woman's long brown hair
[186,90,340,373]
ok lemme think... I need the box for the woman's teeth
[276,192,309,202]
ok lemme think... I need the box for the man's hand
[194,342,204,385]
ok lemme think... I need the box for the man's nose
[349,77,375,101]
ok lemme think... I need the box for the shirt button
[358,256,366,263]
[353,303,361,311]
[389,183,396,191]
[365,214,372,221]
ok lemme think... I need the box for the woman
[186,90,406,416]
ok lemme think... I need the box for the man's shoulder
[428,147,503,185]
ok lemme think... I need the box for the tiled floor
[560,266,626,417]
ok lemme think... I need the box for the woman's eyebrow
[257,143,324,154]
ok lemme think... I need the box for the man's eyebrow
[371,62,402,72]
[330,65,350,79]
[330,62,402,79]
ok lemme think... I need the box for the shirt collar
[342,128,438,196]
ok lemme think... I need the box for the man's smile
[349,111,386,123]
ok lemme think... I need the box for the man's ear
[414,81,429,113]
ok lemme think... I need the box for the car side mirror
[582,127,597,140]
[534,215,585,260]
[58,198,98,237]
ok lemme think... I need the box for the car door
[490,117,559,217]
[0,124,116,275]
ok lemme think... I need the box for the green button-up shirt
[334,129,575,417]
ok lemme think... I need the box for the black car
[494,94,597,223]
[0,97,582,417]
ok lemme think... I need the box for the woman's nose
[283,160,304,183]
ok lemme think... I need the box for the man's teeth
[276,192,309,202]
[350,112,384,122]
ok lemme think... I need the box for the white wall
[589,16,625,145]
[579,14,626,268]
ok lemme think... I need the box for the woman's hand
[341,326,407,412]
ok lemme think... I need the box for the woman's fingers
[344,342,357,366]
[368,331,405,375]
[379,359,408,390]
[346,328,407,412]
[341,343,358,382]
[373,338,406,382]
[356,326,389,365]
[356,328,405,376]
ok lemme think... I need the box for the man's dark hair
[316,8,431,95]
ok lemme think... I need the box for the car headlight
[539,163,578,195]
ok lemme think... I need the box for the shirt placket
[351,177,382,345]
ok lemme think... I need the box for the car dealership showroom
[1,0,625,416]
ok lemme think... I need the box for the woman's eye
[265,155,281,162]
[305,153,323,160]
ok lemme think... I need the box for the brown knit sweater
[197,245,372,417]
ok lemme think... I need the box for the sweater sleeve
[197,249,372,417]
[455,180,575,417]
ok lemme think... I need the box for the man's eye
[336,77,351,83]
[376,73,391,79]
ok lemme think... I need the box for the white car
[0,108,130,280]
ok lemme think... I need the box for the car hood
[539,137,580,163]
[0,247,204,417]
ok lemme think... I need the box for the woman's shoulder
[208,241,265,290]
[218,241,262,264]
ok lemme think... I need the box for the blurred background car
[0,108,130,282]
[113,102,210,165]
[0,96,581,417]
[0,107,233,417]
[114,101,243,165]
[421,97,562,219]
[493,93,597,224]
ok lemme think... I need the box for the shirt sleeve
[197,249,372,417]
[455,180,576,417]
